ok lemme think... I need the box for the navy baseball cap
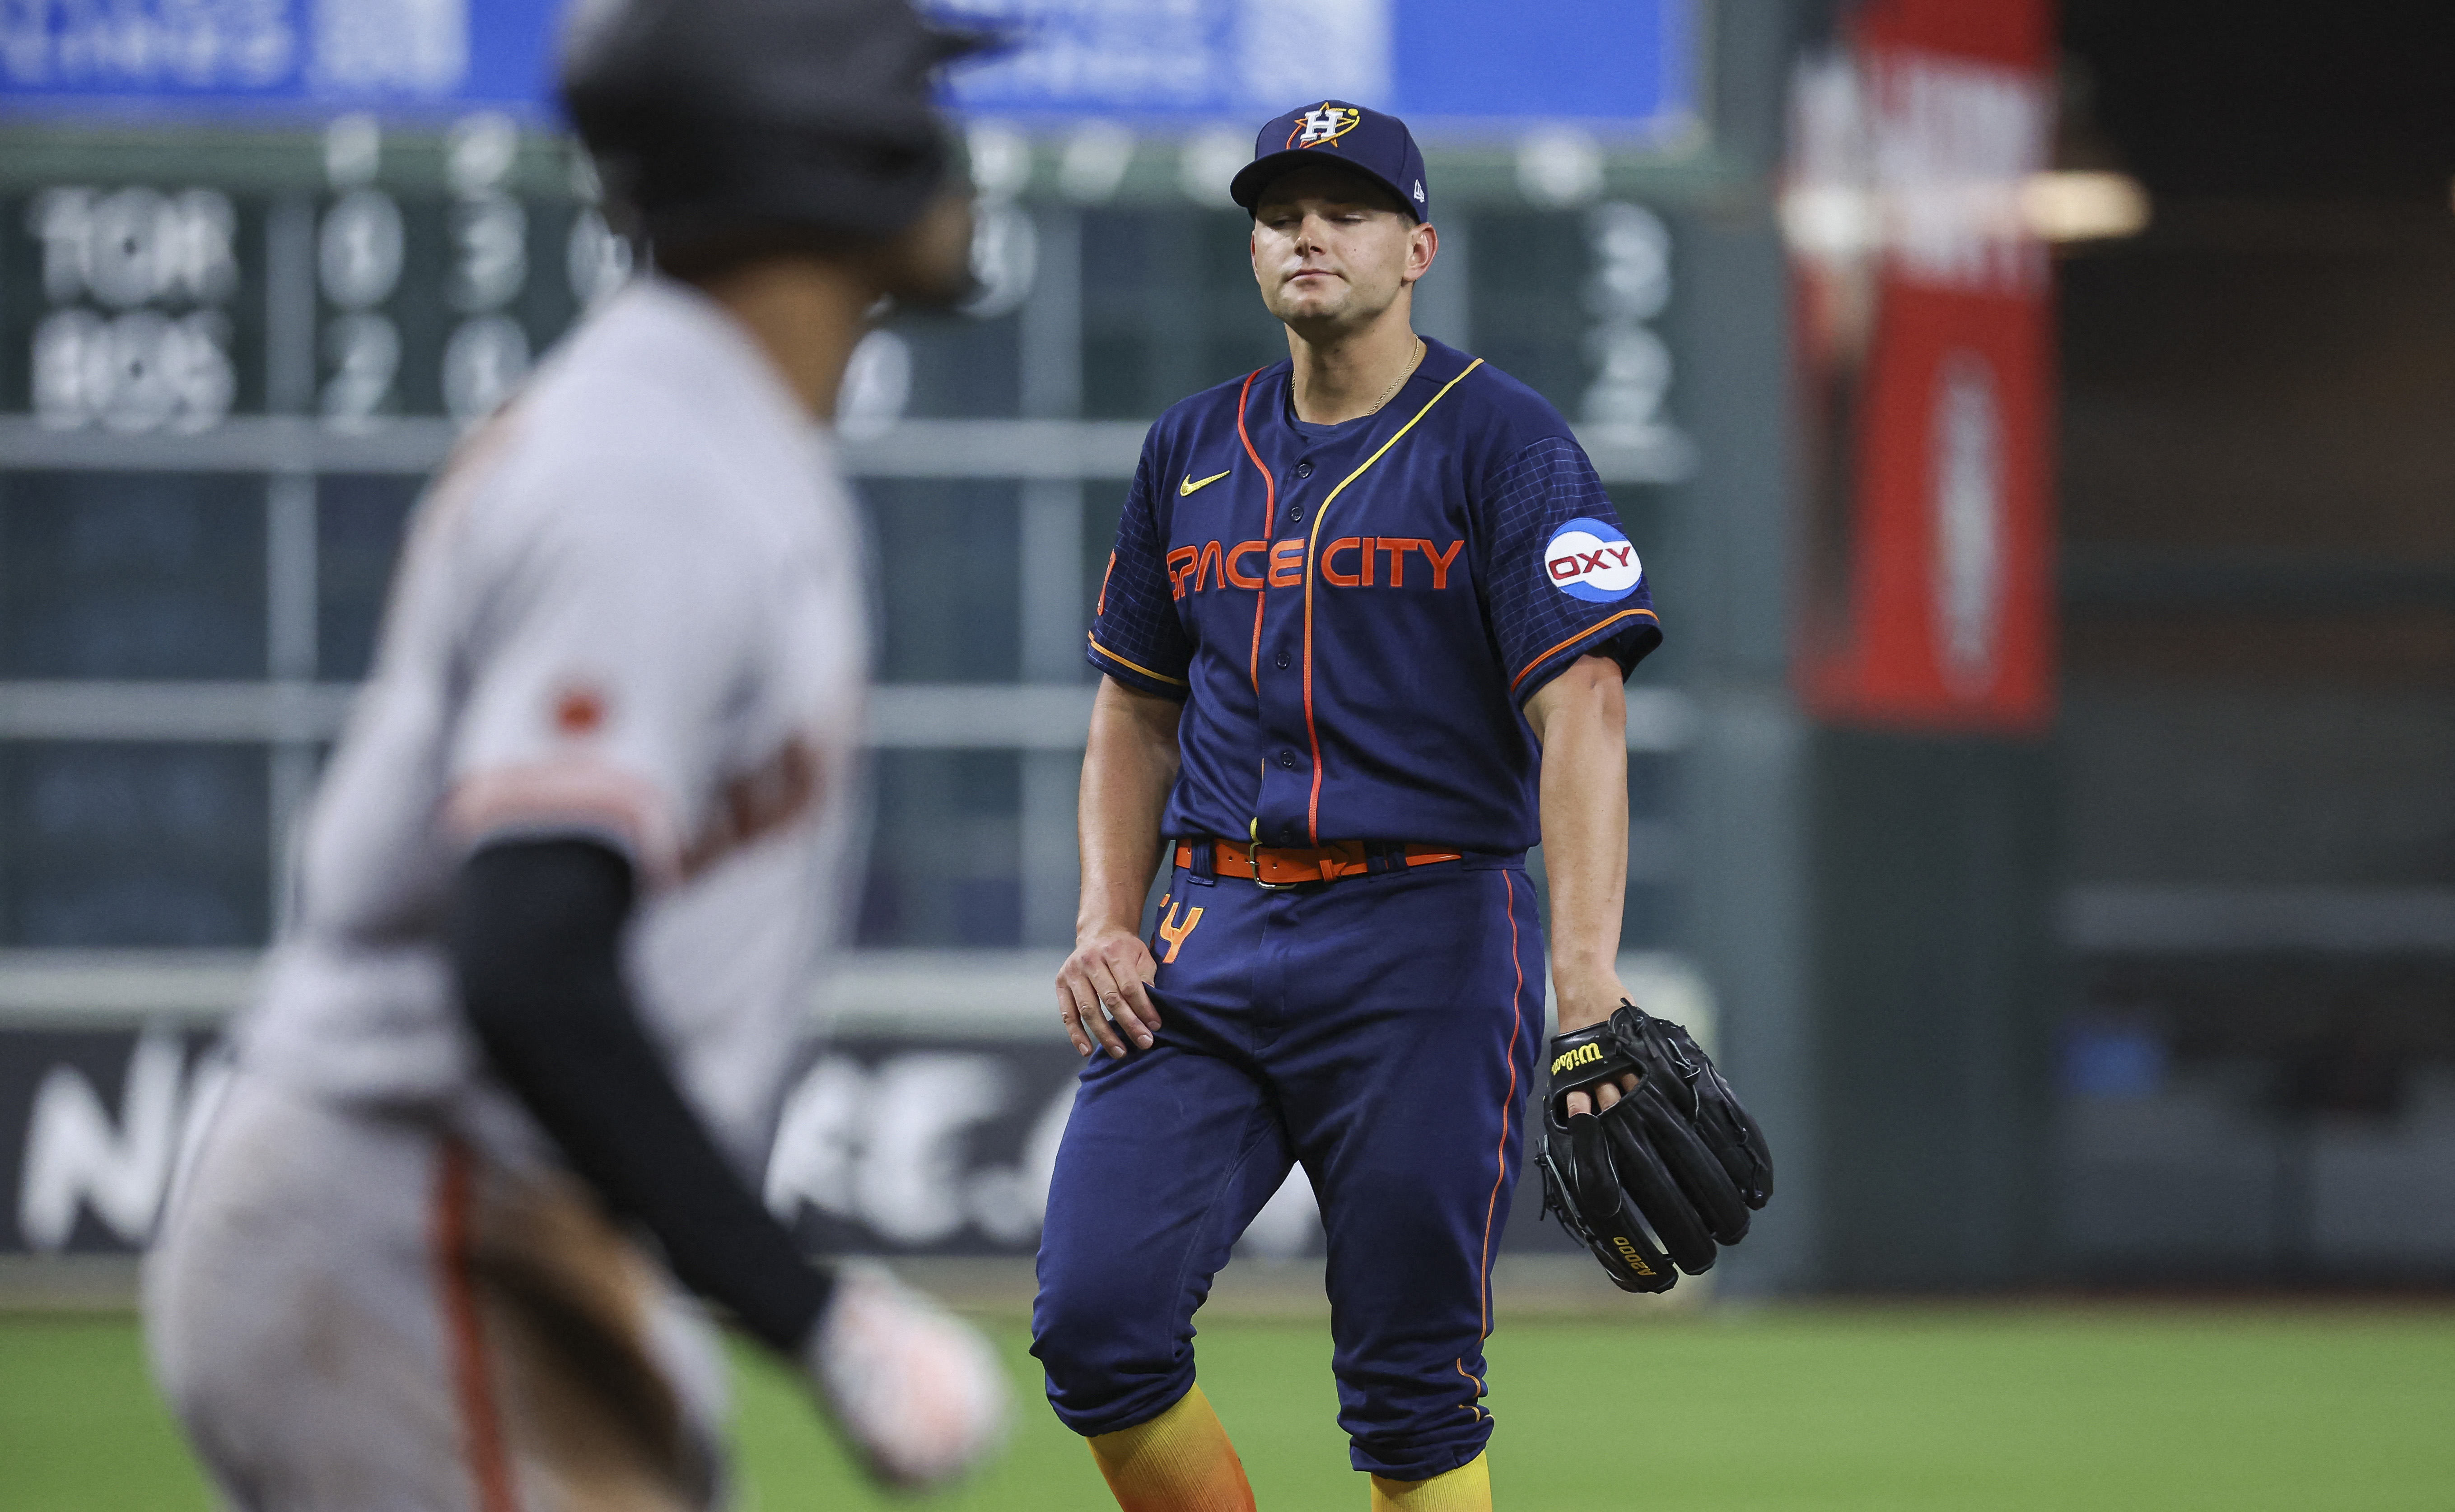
[1229,100,1430,222]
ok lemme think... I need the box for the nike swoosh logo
[1180,469,1232,496]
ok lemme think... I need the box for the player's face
[1250,166,1437,335]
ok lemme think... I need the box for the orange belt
[1175,838,1465,888]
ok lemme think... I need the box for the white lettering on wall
[1874,52,2049,293]
[764,1053,1074,1248]
[310,0,466,94]
[1784,47,2052,296]
[19,1030,187,1251]
[0,0,294,88]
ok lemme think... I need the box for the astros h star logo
[1288,103,1361,149]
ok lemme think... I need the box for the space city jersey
[235,277,868,1172]
[1087,338,1660,855]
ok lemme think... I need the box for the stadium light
[2020,169,2151,242]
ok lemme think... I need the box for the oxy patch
[1542,517,1643,602]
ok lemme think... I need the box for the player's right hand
[1056,924,1161,1058]
[804,1261,1012,1491]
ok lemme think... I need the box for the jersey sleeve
[443,481,763,885]
[1085,442,1194,698]
[1480,435,1664,706]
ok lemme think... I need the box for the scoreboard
[3,119,608,436]
[0,0,1724,963]
[0,112,1711,958]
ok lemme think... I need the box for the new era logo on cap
[1230,99,1430,223]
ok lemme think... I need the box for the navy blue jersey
[1087,338,1660,853]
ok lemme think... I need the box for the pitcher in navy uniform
[1036,101,1661,1512]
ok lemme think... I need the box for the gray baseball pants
[145,1071,730,1512]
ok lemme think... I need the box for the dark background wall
[1722,0,2455,1292]
[2053,0,2455,1282]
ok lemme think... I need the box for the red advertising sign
[1786,0,2058,734]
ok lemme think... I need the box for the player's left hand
[1535,1002,1775,1293]
[1551,967,1638,1117]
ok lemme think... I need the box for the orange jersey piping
[1478,869,1526,1344]
[1088,633,1188,688]
[1507,606,1661,695]
[1232,369,1273,694]
[1298,357,1484,840]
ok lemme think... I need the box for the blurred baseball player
[143,0,1012,1506]
[1035,102,1692,1510]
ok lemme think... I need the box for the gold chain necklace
[1360,338,1426,417]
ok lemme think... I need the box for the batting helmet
[558,0,996,255]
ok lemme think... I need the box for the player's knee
[1028,1266,1137,1383]
[1029,1268,1195,1434]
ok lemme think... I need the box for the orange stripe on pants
[433,1139,520,1512]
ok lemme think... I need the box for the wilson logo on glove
[1552,1041,1605,1077]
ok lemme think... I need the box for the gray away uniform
[146,276,867,1512]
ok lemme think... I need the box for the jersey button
[1293,460,1314,479]
[1287,505,1303,524]
[1277,750,1297,769]
[1274,650,1291,670]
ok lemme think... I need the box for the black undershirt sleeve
[448,837,831,1355]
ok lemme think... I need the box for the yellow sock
[1087,1383,1256,1512]
[1369,1450,1492,1511]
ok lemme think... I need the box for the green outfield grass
[4,1306,2451,1511]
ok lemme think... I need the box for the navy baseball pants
[1031,849,1543,1480]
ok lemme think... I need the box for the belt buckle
[1247,838,1302,891]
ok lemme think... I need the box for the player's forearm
[451,838,832,1356]
[1527,656,1631,1033]
[1076,676,1185,937]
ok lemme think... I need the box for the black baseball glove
[1533,1003,1774,1293]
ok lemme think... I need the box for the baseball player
[142,0,1011,1506]
[1035,102,1681,1511]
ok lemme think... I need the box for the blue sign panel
[0,0,1692,136]
[938,0,1694,137]
[0,0,563,120]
